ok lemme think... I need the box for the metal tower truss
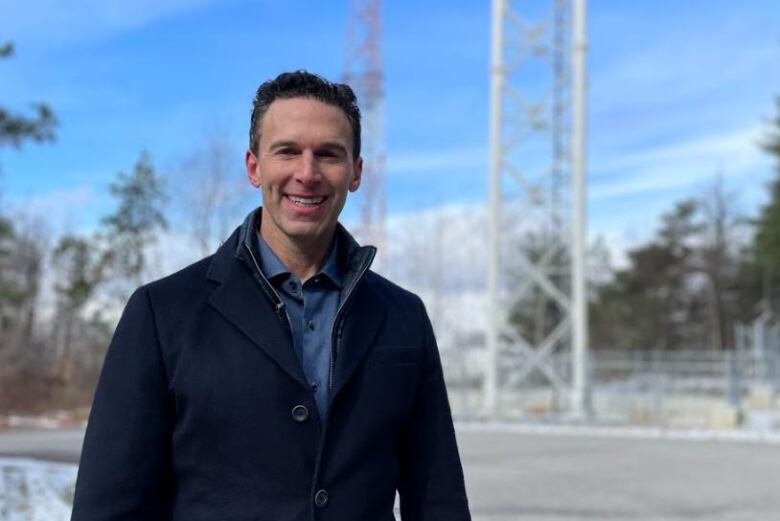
[485,0,586,415]
[343,0,387,258]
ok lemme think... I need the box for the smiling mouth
[287,195,327,207]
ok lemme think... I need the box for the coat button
[291,405,309,422]
[314,489,329,508]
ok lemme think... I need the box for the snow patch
[0,458,76,521]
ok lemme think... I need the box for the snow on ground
[456,417,780,444]
[0,458,76,521]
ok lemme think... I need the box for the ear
[245,149,262,188]
[349,157,363,192]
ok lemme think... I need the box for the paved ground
[456,428,779,520]
[1,426,779,520]
[0,428,84,464]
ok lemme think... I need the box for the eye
[276,147,299,157]
[316,148,345,161]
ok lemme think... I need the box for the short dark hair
[249,70,362,160]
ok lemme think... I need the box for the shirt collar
[256,231,344,288]
[256,232,288,280]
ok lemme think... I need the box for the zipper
[245,237,374,396]
[327,248,376,392]
[242,242,295,338]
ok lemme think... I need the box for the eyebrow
[268,140,349,154]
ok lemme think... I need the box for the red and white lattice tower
[343,0,386,256]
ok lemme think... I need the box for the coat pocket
[372,346,422,364]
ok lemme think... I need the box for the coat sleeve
[71,287,174,521]
[397,297,471,521]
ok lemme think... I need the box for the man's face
[245,97,362,248]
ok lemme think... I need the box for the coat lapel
[331,280,387,400]
[206,209,383,397]
[207,248,308,388]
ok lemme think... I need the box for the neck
[259,221,334,282]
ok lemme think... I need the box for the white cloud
[5,186,98,233]
[590,125,768,200]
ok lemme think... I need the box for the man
[71,70,471,521]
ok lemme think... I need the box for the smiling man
[71,71,471,521]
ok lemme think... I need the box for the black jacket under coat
[71,209,471,521]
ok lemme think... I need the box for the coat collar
[206,208,385,395]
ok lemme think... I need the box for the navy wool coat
[71,209,471,521]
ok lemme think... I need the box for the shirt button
[291,405,309,423]
[307,320,315,330]
[311,383,318,393]
[314,489,329,508]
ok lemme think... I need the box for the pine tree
[755,97,780,309]
[0,40,56,344]
[0,41,56,149]
[100,151,168,297]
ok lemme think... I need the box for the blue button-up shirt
[257,233,342,422]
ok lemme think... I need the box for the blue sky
[1,0,779,255]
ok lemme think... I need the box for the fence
[442,346,780,427]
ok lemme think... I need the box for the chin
[284,223,330,241]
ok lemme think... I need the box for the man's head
[249,70,362,160]
[245,71,363,253]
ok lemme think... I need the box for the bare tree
[0,212,48,363]
[698,177,732,350]
[697,175,760,351]
[176,135,254,257]
[50,235,104,382]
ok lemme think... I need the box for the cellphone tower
[485,0,591,418]
[343,0,387,259]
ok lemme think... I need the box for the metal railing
[442,347,780,422]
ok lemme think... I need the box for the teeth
[289,196,325,207]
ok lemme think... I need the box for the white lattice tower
[485,0,590,417]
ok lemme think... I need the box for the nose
[295,150,321,186]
